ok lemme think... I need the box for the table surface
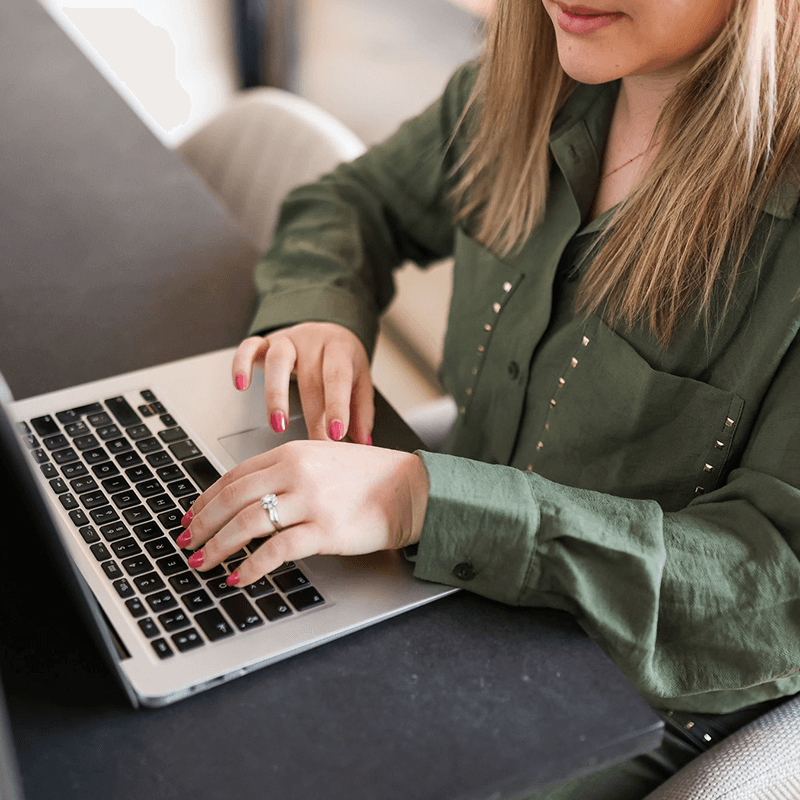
[0,1,662,798]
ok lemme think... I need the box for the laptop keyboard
[17,389,325,659]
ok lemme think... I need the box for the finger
[263,337,296,433]
[322,343,354,441]
[179,467,284,551]
[296,362,328,440]
[189,493,304,574]
[229,521,323,586]
[348,369,375,445]
[232,336,270,391]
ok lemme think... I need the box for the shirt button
[507,361,520,379]
[452,562,476,581]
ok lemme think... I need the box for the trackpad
[218,416,308,464]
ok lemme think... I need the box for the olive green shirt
[249,64,800,714]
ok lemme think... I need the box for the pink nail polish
[181,510,193,527]
[188,551,204,569]
[328,420,344,441]
[177,530,191,548]
[270,411,287,433]
[366,434,373,446]
[235,373,247,391]
[226,570,240,587]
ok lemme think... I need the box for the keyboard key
[132,522,163,542]
[157,509,183,529]
[99,522,130,542]
[70,476,99,494]
[220,595,263,631]
[255,594,293,621]
[126,424,151,441]
[140,389,157,403]
[56,409,81,425]
[288,586,325,612]
[90,506,120,525]
[64,420,90,437]
[121,554,152,576]
[160,413,178,428]
[244,576,275,598]
[59,493,78,511]
[138,618,159,638]
[106,438,132,455]
[145,537,175,558]
[86,411,113,427]
[146,451,173,468]
[171,628,203,653]
[111,538,142,559]
[183,456,221,491]
[90,542,112,561]
[179,495,198,511]
[43,434,69,451]
[105,396,141,428]
[158,427,187,444]
[155,553,186,576]
[125,597,147,618]
[122,506,152,525]
[30,415,60,437]
[170,440,201,461]
[40,463,58,479]
[30,448,49,464]
[273,569,310,594]
[136,437,162,454]
[194,609,235,641]
[91,461,119,479]
[96,424,122,441]
[68,509,91,527]
[169,571,200,594]
[52,447,78,465]
[156,464,184,482]
[182,589,213,612]
[147,495,176,514]
[146,590,177,613]
[111,490,140,510]
[116,450,143,468]
[125,465,153,483]
[158,608,190,632]
[78,525,100,544]
[80,490,108,510]
[83,448,109,465]
[136,478,164,497]
[113,578,135,599]
[73,434,100,451]
[101,560,124,580]
[101,476,130,494]
[49,477,68,494]
[134,572,165,595]
[166,479,196,498]
[207,576,239,599]
[151,638,173,659]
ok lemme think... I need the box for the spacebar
[183,456,222,491]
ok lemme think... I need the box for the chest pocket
[531,316,744,512]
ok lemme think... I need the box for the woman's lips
[556,3,624,34]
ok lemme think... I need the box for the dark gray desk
[0,1,662,798]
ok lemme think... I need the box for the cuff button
[453,562,476,581]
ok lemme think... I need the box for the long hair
[452,0,800,344]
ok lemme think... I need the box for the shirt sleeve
[412,330,800,714]
[247,63,478,357]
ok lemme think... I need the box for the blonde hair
[453,0,800,344]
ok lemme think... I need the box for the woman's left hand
[176,440,429,587]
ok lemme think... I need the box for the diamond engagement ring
[260,493,283,532]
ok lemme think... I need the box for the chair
[177,87,366,252]
[642,695,800,799]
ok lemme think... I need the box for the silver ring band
[260,493,283,532]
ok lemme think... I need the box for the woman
[178,0,800,795]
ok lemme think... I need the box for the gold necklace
[600,148,650,181]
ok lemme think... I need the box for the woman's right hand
[231,322,374,445]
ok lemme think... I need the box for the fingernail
[181,510,193,527]
[328,420,344,441]
[226,570,240,587]
[235,373,247,391]
[188,551,204,569]
[366,434,373,446]
[270,411,287,433]
[177,530,192,548]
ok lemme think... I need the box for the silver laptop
[4,348,455,708]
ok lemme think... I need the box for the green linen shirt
[248,63,800,714]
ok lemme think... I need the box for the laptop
[3,349,456,708]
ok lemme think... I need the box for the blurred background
[38,0,492,414]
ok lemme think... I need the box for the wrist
[404,453,429,548]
